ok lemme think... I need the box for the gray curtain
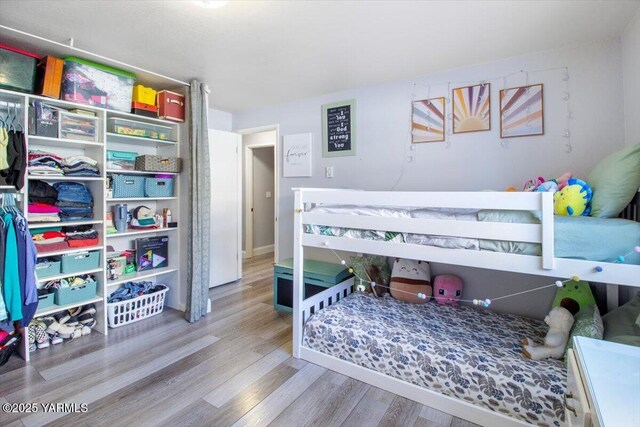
[186,80,211,322]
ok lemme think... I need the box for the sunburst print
[412,97,445,143]
[500,84,544,138]
[452,83,491,133]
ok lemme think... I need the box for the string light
[318,241,640,308]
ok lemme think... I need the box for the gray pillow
[602,295,640,346]
[588,144,640,218]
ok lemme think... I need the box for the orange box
[35,56,64,99]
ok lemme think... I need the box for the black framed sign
[322,99,356,157]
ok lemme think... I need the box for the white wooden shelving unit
[0,87,183,362]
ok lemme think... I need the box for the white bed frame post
[293,189,304,359]
[541,192,555,270]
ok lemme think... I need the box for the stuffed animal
[522,307,574,360]
[366,264,388,297]
[523,176,545,192]
[554,178,593,216]
[552,280,596,315]
[534,172,573,194]
[555,172,572,190]
[389,258,431,303]
[433,275,463,306]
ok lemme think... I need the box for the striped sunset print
[500,84,544,138]
[452,83,491,133]
[412,97,445,143]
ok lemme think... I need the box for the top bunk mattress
[303,292,566,426]
[304,205,640,264]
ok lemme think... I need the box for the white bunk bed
[291,188,640,427]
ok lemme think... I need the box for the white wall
[208,107,233,131]
[623,7,640,146]
[234,38,626,319]
[252,146,275,250]
[242,130,277,253]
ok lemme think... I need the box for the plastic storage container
[61,251,101,274]
[0,44,39,93]
[108,118,175,141]
[107,150,137,170]
[112,174,145,198]
[59,111,99,142]
[37,292,55,310]
[107,284,169,328]
[35,259,61,279]
[135,155,182,173]
[144,177,174,198]
[61,57,136,112]
[55,279,97,306]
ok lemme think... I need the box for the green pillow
[588,143,640,218]
[349,254,390,294]
[565,304,604,360]
[602,295,640,345]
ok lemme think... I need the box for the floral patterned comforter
[302,292,566,426]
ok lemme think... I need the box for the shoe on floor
[50,334,63,345]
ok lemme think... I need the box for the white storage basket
[107,284,169,328]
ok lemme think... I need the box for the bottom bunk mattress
[302,292,566,426]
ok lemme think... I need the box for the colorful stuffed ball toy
[433,275,463,306]
[553,178,593,216]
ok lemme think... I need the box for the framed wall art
[322,99,356,157]
[283,133,312,177]
[500,84,544,138]
[411,97,445,143]
[452,83,491,133]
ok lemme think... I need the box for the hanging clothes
[1,211,23,322]
[0,127,9,170]
[0,195,38,325]
[0,130,26,190]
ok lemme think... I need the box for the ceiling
[0,0,638,112]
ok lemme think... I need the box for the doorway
[237,126,279,261]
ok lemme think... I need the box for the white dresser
[566,336,640,427]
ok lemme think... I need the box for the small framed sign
[322,99,356,157]
[283,133,312,177]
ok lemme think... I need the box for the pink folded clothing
[29,203,61,214]
[35,241,69,253]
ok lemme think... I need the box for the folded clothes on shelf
[28,151,100,177]
[53,182,94,222]
[28,180,58,205]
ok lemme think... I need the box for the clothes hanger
[13,104,23,132]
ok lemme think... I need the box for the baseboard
[242,250,250,259]
[253,244,274,256]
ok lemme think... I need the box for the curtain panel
[186,80,211,322]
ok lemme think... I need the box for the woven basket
[135,155,182,173]
[144,177,174,198]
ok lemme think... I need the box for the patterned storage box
[35,259,61,279]
[61,251,100,274]
[144,177,174,198]
[135,155,182,173]
[112,174,145,198]
[55,280,97,306]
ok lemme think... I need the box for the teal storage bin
[107,150,137,171]
[273,258,353,312]
[144,177,174,198]
[112,174,145,198]
[61,251,100,274]
[35,259,61,279]
[37,292,55,310]
[55,280,97,306]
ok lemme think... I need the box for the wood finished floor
[1,253,480,427]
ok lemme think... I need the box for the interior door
[209,129,242,287]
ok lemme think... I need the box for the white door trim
[235,124,280,262]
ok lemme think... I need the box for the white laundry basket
[107,284,169,328]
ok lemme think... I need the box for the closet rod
[0,25,190,87]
